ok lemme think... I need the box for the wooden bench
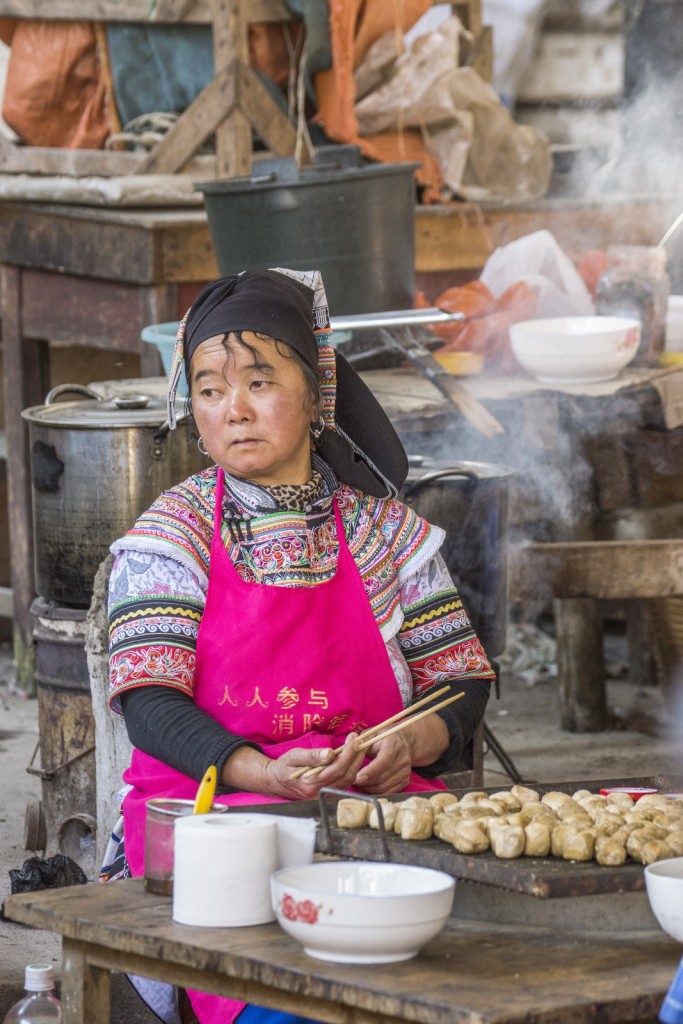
[511,539,683,731]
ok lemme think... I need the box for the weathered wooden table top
[5,877,681,1024]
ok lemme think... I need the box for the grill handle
[318,788,391,861]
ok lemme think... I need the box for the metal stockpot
[400,459,513,659]
[22,384,207,607]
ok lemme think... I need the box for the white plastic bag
[480,230,595,317]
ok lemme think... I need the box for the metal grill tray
[247,775,683,899]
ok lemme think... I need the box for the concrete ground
[1,628,682,1021]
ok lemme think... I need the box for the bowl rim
[271,859,456,897]
[509,315,642,335]
[644,855,683,879]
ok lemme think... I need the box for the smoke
[581,75,683,199]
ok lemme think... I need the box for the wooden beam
[0,585,13,619]
[237,62,304,161]
[415,204,494,271]
[213,0,253,177]
[555,597,607,732]
[0,0,293,22]
[511,540,683,602]
[0,134,142,176]
[136,64,236,175]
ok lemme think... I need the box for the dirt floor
[1,627,682,1021]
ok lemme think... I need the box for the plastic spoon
[193,765,217,814]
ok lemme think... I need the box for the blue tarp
[106,1,331,127]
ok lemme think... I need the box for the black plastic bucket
[401,460,513,660]
[196,156,418,315]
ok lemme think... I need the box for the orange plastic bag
[426,279,537,370]
[424,280,495,348]
[577,249,608,299]
[313,0,443,201]
[0,19,112,148]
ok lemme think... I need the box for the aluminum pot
[22,384,208,607]
[400,459,513,660]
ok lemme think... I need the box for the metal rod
[329,308,464,331]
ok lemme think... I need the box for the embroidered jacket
[108,461,494,711]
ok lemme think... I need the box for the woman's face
[189,331,317,486]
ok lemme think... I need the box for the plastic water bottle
[3,965,61,1023]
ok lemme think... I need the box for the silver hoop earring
[197,437,209,456]
[310,418,325,440]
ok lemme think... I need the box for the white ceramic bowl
[271,860,455,964]
[509,315,641,384]
[644,857,683,942]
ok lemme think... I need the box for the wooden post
[554,597,607,732]
[1,265,41,692]
[61,940,111,1024]
[212,0,253,178]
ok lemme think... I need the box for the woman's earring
[197,437,209,456]
[310,417,325,440]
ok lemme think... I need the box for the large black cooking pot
[400,459,513,659]
[22,385,208,608]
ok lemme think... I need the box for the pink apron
[122,468,444,1023]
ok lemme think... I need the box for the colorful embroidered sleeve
[397,553,495,695]
[108,549,206,713]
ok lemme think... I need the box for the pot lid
[405,455,514,481]
[21,394,186,428]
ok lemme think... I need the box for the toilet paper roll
[172,814,278,927]
[246,814,318,868]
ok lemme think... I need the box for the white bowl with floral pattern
[270,860,455,963]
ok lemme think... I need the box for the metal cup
[144,797,228,896]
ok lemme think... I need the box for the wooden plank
[1,265,38,689]
[0,0,292,22]
[160,220,219,283]
[415,204,494,272]
[137,64,236,175]
[0,135,142,176]
[213,0,253,178]
[62,941,111,1024]
[463,24,493,83]
[20,271,158,351]
[237,62,304,160]
[0,585,13,618]
[555,597,607,732]
[482,196,679,261]
[0,205,166,283]
[512,539,683,601]
[5,879,681,1024]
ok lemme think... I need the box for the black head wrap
[184,269,318,372]
[173,267,408,498]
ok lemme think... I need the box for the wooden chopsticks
[290,685,464,781]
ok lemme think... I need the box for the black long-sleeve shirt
[120,675,491,791]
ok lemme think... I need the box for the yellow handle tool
[193,764,217,814]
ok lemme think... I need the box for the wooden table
[5,877,681,1024]
[2,193,683,688]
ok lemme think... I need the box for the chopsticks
[290,685,464,781]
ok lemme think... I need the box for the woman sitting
[105,267,495,1024]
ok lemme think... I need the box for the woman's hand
[222,734,365,800]
[353,732,413,794]
[354,712,451,794]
